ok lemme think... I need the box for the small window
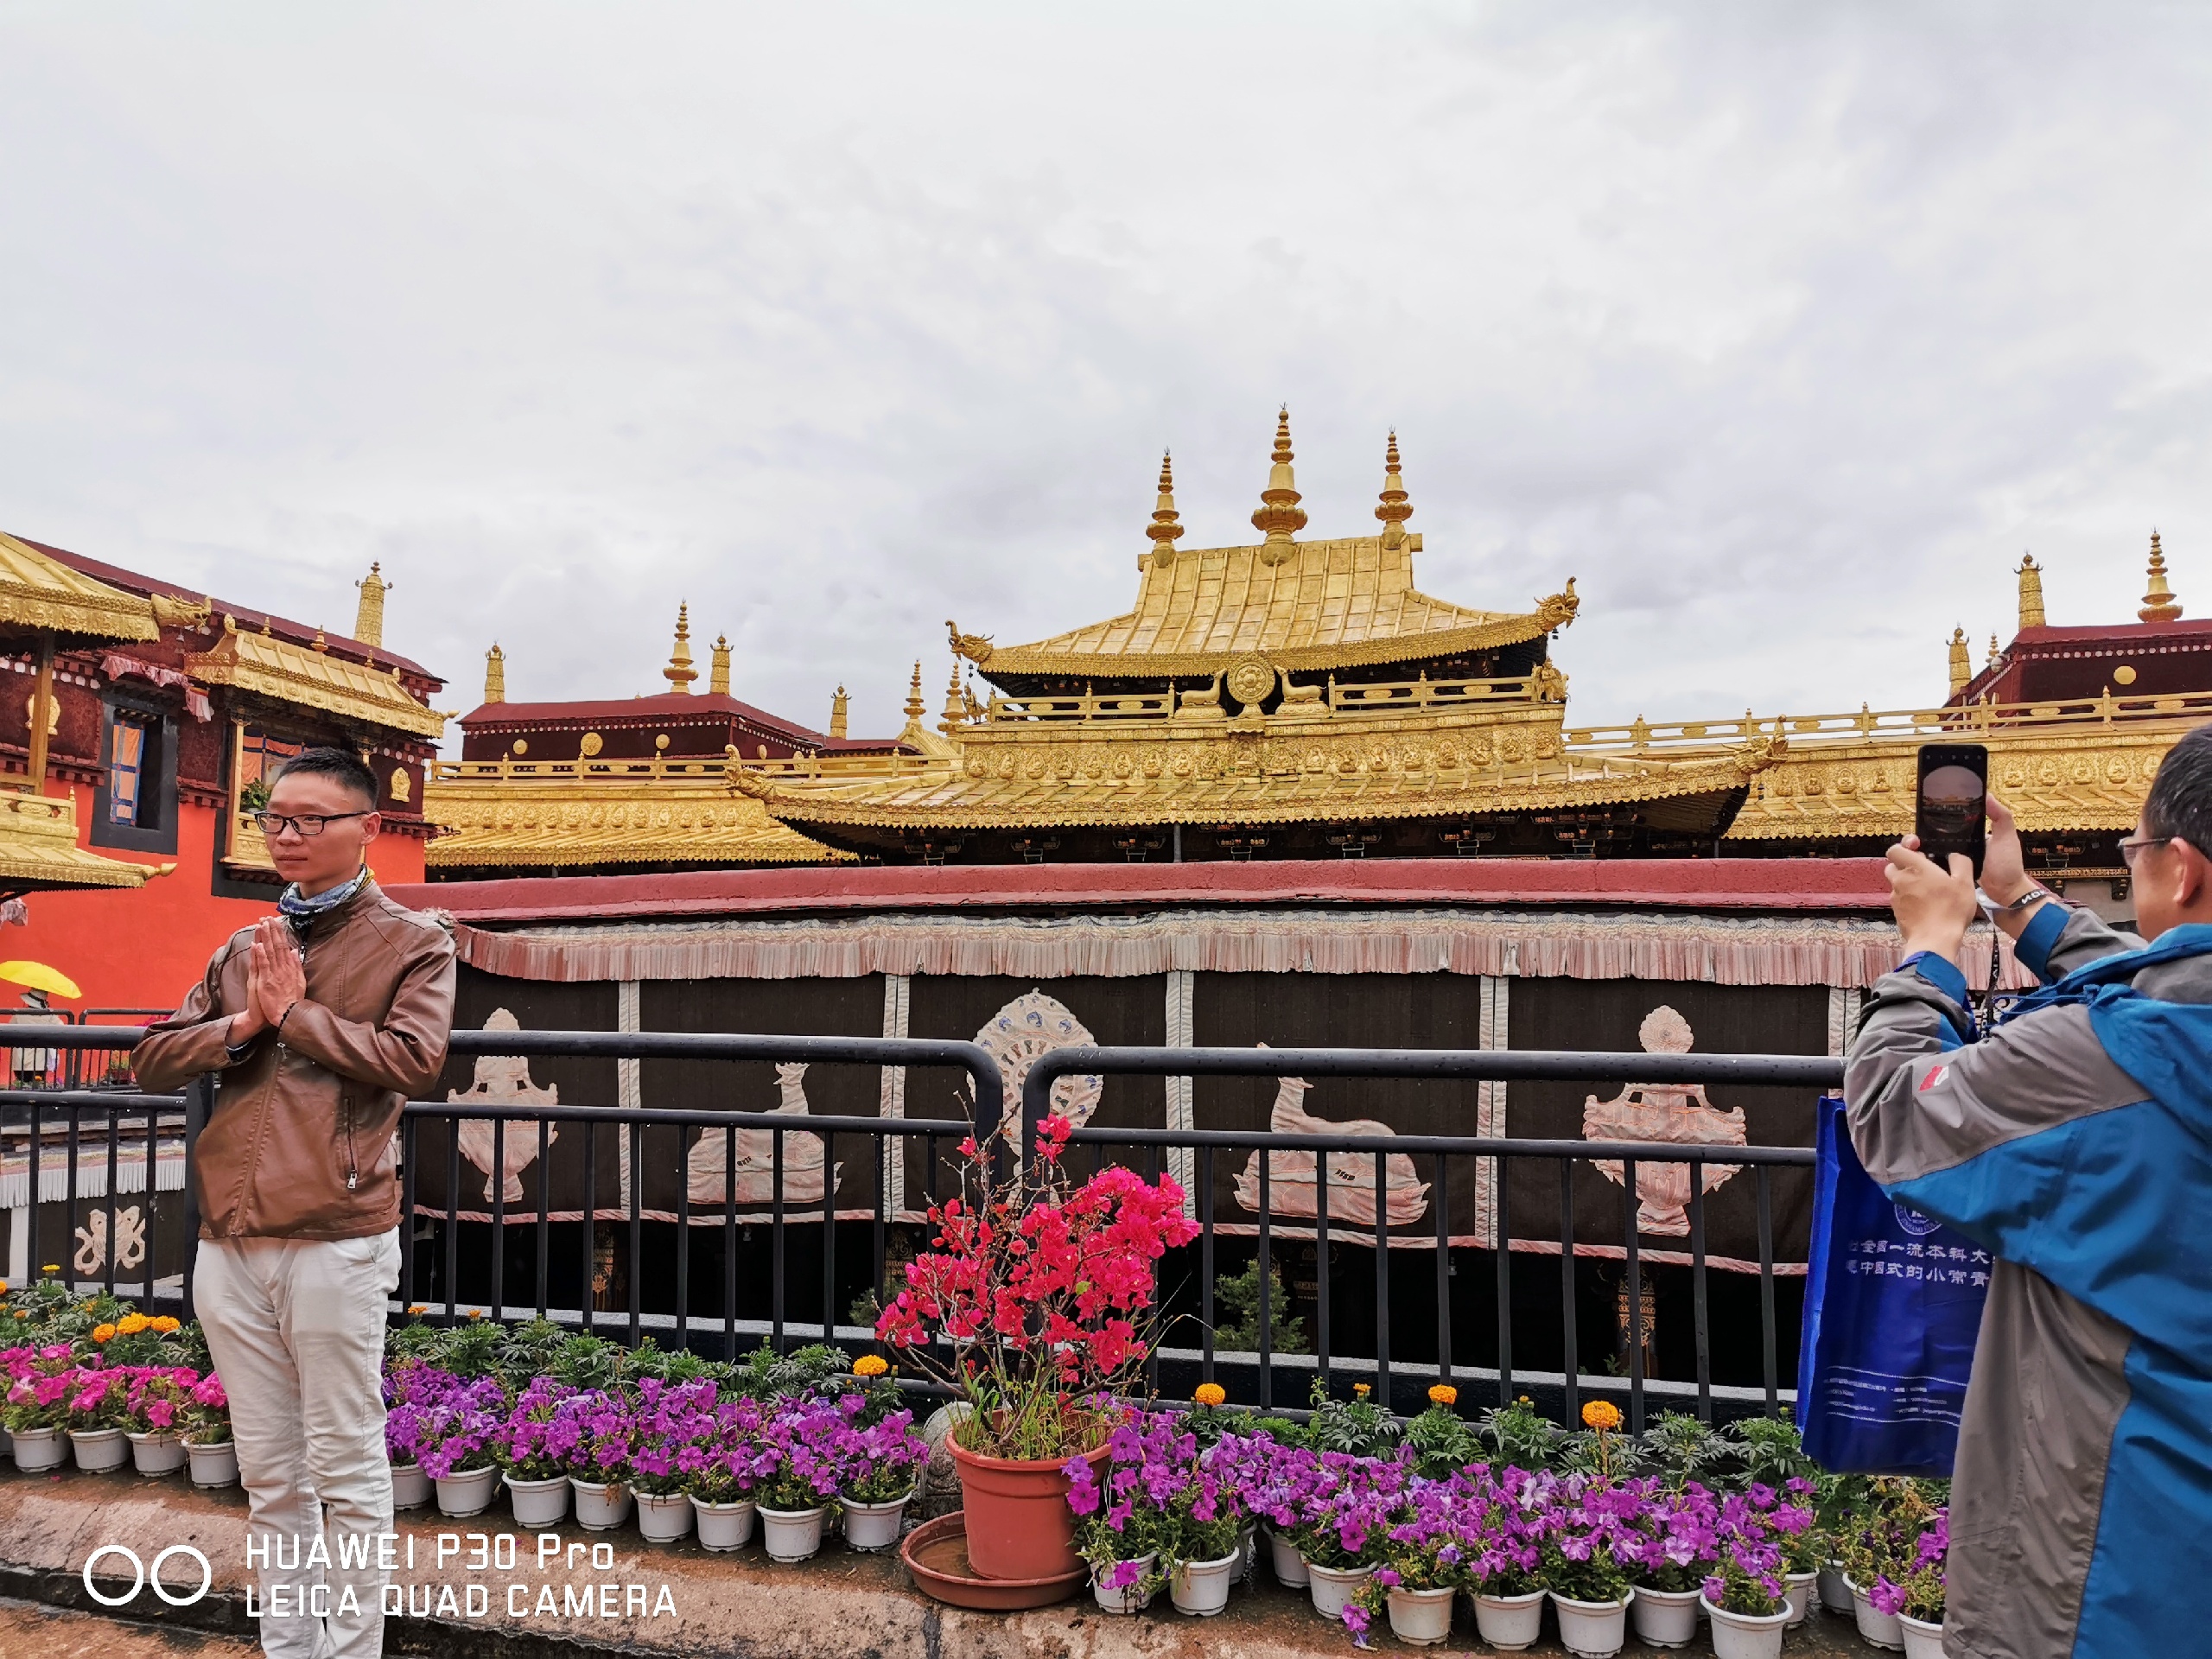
[107,713,160,829]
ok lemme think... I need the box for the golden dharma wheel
[1224,654,1278,708]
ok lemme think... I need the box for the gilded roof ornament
[946,620,995,664]
[2140,530,2183,622]
[0,531,160,644]
[903,661,925,725]
[1147,451,1184,569]
[1375,431,1413,550]
[1948,627,1971,695]
[709,633,731,697]
[1987,633,2001,669]
[663,603,698,693]
[939,663,968,736]
[484,643,506,705]
[353,562,387,648]
[830,685,849,740]
[1250,407,1307,567]
[2017,553,2046,631]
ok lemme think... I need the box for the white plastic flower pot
[691,1498,756,1553]
[1092,1554,1156,1615]
[1899,1612,1946,1658]
[1700,1596,1792,1659]
[69,1427,128,1472]
[186,1437,238,1489]
[1632,1584,1700,1648]
[1268,1532,1310,1587]
[390,1462,431,1510]
[570,1478,632,1532]
[1848,1579,1905,1651]
[635,1490,693,1543]
[759,1503,828,1563]
[1783,1570,1818,1626]
[1385,1585,1455,1646]
[1550,1590,1633,1659]
[1818,1565,1853,1613]
[840,1492,909,1552]
[505,1475,569,1529]
[1471,1589,1547,1650]
[1171,1549,1241,1618]
[10,1427,65,1473]
[1305,1560,1373,1619]
[125,1431,188,1476]
[435,1465,499,1518]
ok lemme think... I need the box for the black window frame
[90,693,180,855]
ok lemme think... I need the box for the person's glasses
[251,810,371,838]
[2120,835,2177,869]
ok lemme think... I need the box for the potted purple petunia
[383,1358,458,1510]
[66,1365,134,1471]
[1342,1474,1481,1648]
[753,1395,850,1562]
[550,1387,638,1532]
[1290,1452,1402,1621]
[2,1344,81,1472]
[1462,1463,1552,1651]
[418,1375,509,1517]
[837,1398,928,1553]
[1540,1471,1641,1659]
[1700,1524,1793,1659]
[1627,1480,1719,1649]
[1870,1509,1948,1659]
[493,1376,575,1528]
[123,1366,198,1475]
[629,1378,714,1543]
[1161,1425,1243,1618]
[1065,1416,1178,1614]
[684,1394,776,1552]
[182,1371,237,1488]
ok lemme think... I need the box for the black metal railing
[10,1027,1840,1432]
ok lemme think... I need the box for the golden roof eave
[188,615,447,739]
[0,533,161,645]
[960,537,1577,680]
[0,791,166,891]
[423,766,849,868]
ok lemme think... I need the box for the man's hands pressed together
[228,916,308,1047]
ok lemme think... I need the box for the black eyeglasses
[251,810,372,838]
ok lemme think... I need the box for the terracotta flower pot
[945,1435,1110,1582]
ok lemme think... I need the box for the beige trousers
[194,1232,400,1659]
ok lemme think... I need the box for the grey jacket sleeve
[2037,906,2144,980]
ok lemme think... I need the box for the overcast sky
[4,4,2208,741]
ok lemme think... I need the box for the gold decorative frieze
[424,759,846,868]
[188,614,448,739]
[0,532,161,644]
[0,789,168,890]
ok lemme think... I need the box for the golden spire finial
[2141,530,2183,622]
[662,602,697,693]
[1948,626,1971,695]
[939,663,967,735]
[903,661,925,724]
[2016,552,2046,631]
[709,633,731,697]
[353,562,388,648]
[1987,633,2001,668]
[1375,430,1413,550]
[1251,405,1307,567]
[1147,451,1184,569]
[484,643,506,705]
[830,685,849,740]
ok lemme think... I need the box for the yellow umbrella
[0,962,80,1001]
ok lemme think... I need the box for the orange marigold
[92,1323,117,1343]
[118,1313,151,1335]
[1427,1384,1459,1408]
[1353,1382,1371,1396]
[853,1355,890,1378]
[1582,1399,1623,1432]
[1194,1382,1227,1408]
[151,1316,181,1334]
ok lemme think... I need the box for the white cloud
[2,2,2208,738]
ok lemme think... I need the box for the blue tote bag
[1795,1094,1989,1474]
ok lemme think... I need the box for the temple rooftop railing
[1567,689,2212,754]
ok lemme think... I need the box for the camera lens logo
[83,1543,212,1608]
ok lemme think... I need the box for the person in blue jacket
[1847,726,2212,1658]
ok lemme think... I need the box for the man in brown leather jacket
[136,747,454,1659]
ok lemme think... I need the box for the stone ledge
[0,1467,1888,1657]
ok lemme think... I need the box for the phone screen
[1915,744,1989,874]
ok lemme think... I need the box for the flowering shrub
[66,1364,133,1431]
[124,1366,200,1435]
[875,1113,1198,1461]
[1,1344,87,1432]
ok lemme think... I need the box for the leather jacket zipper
[343,1093,359,1192]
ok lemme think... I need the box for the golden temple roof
[0,790,167,893]
[188,613,448,740]
[0,532,161,645]
[954,539,1577,680]
[424,758,848,869]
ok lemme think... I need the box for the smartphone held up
[1915,743,1990,874]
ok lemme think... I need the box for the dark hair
[272,747,379,810]
[2142,723,2212,855]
